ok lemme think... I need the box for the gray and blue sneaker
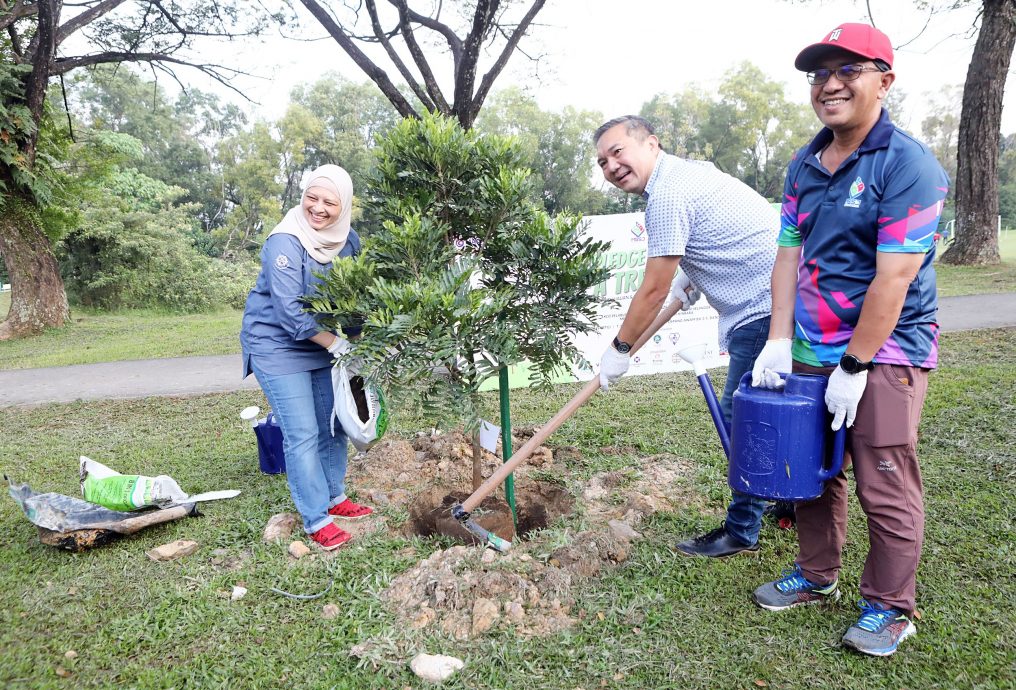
[753,565,840,611]
[841,599,916,657]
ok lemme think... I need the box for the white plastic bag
[331,363,388,452]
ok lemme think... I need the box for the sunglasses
[807,64,886,86]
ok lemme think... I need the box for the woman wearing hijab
[241,164,373,550]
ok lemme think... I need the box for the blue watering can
[240,406,287,475]
[678,345,845,501]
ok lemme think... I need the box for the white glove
[599,344,630,391]
[750,339,793,389]
[825,365,868,431]
[327,336,351,357]
[669,271,700,311]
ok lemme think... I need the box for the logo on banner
[844,177,865,208]
[653,335,662,344]
[630,221,646,241]
[669,333,680,345]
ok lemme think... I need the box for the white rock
[263,513,298,543]
[410,653,464,683]
[146,539,199,562]
[230,586,248,601]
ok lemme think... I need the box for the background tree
[941,0,1016,265]
[213,121,284,260]
[0,0,272,339]
[293,0,547,129]
[307,112,611,490]
[475,86,606,214]
[639,88,713,159]
[701,62,814,199]
[71,66,248,247]
[921,85,962,191]
[998,132,1016,228]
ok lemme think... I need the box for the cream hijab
[269,164,353,263]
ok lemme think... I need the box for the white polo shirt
[644,152,778,348]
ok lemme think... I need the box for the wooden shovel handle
[460,298,685,512]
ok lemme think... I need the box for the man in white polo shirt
[594,115,781,557]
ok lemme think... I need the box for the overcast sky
[188,0,1006,134]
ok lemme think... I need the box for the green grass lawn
[0,306,242,370]
[934,231,1016,296]
[1,328,1013,689]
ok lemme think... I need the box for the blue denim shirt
[240,231,361,377]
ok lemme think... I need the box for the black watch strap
[840,353,874,374]
[612,336,632,354]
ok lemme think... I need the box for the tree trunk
[942,0,1016,266]
[0,192,70,339]
[471,431,483,491]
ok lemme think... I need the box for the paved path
[2,293,1014,408]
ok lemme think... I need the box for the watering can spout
[677,344,709,377]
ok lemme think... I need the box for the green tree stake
[499,365,517,525]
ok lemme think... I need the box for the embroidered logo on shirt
[844,177,865,208]
[877,459,897,472]
[274,254,291,270]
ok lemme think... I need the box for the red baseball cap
[795,23,893,71]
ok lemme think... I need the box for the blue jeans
[718,315,770,546]
[250,362,349,534]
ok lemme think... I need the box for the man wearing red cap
[749,23,948,656]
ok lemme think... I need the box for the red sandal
[310,522,352,551]
[328,498,374,520]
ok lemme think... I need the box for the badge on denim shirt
[274,254,291,270]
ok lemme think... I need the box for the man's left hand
[825,365,868,430]
[669,271,700,311]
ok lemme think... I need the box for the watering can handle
[818,425,847,482]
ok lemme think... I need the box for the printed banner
[482,212,729,391]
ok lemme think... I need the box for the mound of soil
[333,431,709,640]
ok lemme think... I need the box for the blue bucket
[728,372,845,501]
[253,412,286,474]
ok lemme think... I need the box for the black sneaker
[763,501,796,529]
[675,525,759,558]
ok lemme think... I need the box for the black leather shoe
[676,525,759,558]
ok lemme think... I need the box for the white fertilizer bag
[331,362,388,452]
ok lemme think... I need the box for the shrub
[308,112,612,488]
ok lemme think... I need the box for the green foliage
[212,121,284,259]
[0,61,50,202]
[641,63,814,200]
[70,66,237,240]
[307,112,612,430]
[57,173,257,312]
[475,87,607,214]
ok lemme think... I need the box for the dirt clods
[384,544,577,639]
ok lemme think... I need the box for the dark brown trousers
[792,361,929,616]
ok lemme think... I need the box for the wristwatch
[612,336,632,354]
[839,353,874,374]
